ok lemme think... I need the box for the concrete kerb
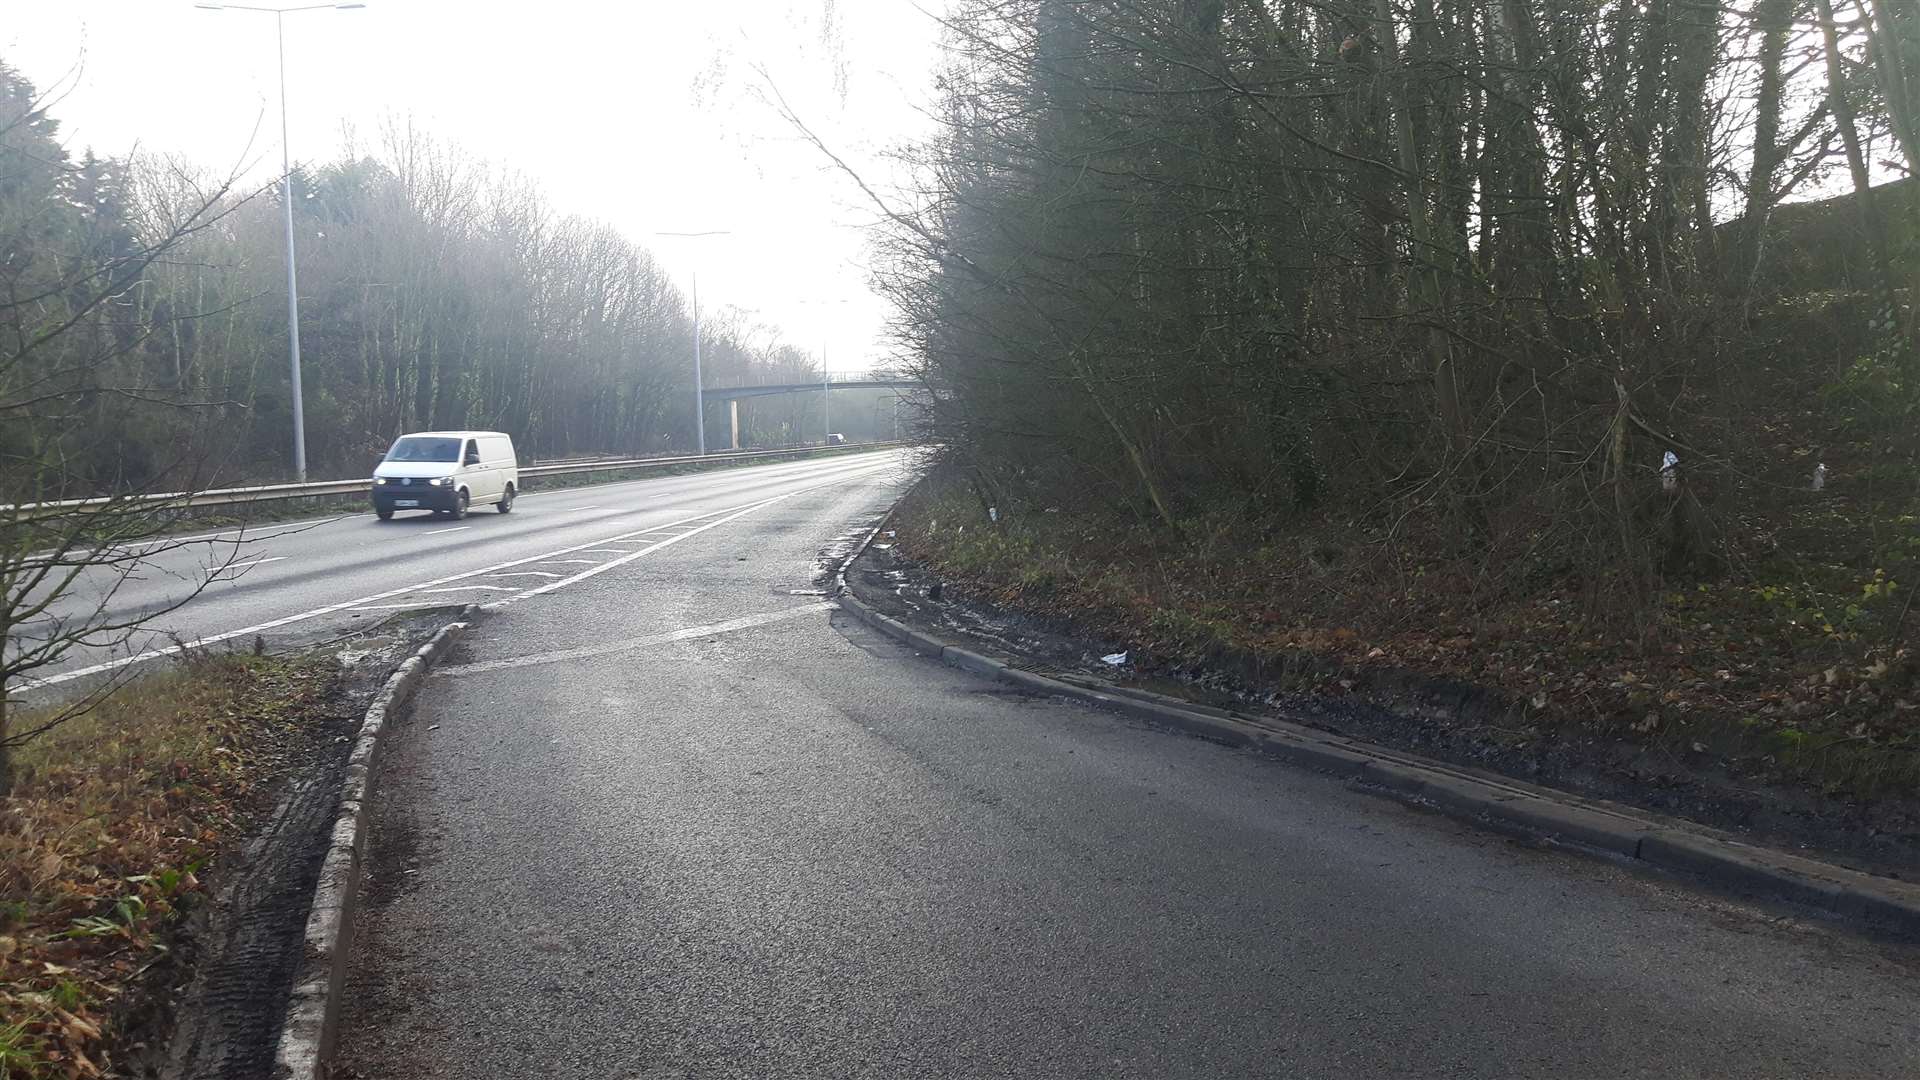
[272,606,483,1080]
[832,519,1920,939]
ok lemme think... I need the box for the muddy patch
[142,610,458,1080]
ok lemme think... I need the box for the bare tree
[0,59,262,791]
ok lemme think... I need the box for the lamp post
[655,230,732,455]
[797,298,851,442]
[196,2,363,481]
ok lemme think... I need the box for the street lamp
[654,231,731,455]
[195,2,364,480]
[797,298,851,442]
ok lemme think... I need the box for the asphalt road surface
[14,450,907,694]
[335,462,1920,1079]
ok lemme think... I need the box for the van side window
[463,439,480,465]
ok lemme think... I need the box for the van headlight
[373,477,388,486]
[430,476,453,487]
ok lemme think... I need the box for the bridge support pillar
[729,399,742,451]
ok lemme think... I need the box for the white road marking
[348,602,456,612]
[32,516,343,562]
[208,556,288,576]
[422,585,516,594]
[578,548,631,555]
[20,460,894,690]
[423,526,471,536]
[162,516,348,547]
[487,571,563,580]
[532,559,599,566]
[502,476,889,605]
[564,505,599,512]
[440,602,837,675]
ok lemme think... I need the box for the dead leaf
[59,1010,101,1040]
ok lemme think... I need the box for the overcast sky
[5,0,944,374]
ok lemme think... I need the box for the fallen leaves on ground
[896,479,1920,806]
[0,654,342,1079]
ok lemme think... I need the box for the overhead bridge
[703,379,923,450]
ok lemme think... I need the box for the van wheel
[496,484,515,514]
[451,490,469,520]
[376,507,393,521]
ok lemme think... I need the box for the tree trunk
[1857,0,1920,346]
[1738,0,1793,313]
[1374,0,1468,456]
[1817,0,1904,325]
[0,684,11,797]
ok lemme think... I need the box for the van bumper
[372,485,459,512]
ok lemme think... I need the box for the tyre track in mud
[122,614,453,1080]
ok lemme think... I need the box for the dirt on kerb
[123,610,459,1080]
[846,534,1920,883]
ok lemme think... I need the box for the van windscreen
[384,437,460,463]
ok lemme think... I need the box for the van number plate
[394,499,420,507]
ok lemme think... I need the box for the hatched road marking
[20,460,894,691]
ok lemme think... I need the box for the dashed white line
[208,556,288,576]
[40,517,342,562]
[423,526,471,536]
[162,516,347,547]
[487,571,563,580]
[422,585,515,594]
[563,505,600,512]
[532,559,599,566]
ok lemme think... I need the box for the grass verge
[894,470,1920,812]
[0,654,343,1078]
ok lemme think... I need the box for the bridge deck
[702,379,919,400]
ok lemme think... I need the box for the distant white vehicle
[826,433,847,446]
[371,430,519,521]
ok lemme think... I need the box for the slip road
[334,461,1920,1079]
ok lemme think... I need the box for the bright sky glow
[4,1,944,374]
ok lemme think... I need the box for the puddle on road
[812,514,890,586]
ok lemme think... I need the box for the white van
[371,431,519,521]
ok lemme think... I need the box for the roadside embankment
[871,467,1920,882]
